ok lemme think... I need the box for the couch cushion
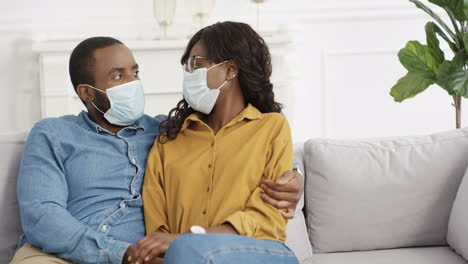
[303,128,468,253]
[304,247,467,264]
[0,132,27,263]
[286,211,312,263]
[448,166,468,261]
[285,143,313,262]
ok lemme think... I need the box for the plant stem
[454,95,462,129]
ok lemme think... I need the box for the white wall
[1,0,465,141]
[280,1,467,141]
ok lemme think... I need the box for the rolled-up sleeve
[18,121,130,264]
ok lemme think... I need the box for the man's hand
[261,170,304,219]
[128,232,181,264]
[122,246,137,264]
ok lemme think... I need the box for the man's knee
[10,243,70,264]
[11,256,64,264]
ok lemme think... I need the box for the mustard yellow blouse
[143,104,293,241]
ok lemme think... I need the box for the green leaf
[437,51,468,96]
[429,0,465,20]
[425,22,445,64]
[410,0,458,43]
[465,0,468,19]
[390,72,436,102]
[427,22,459,52]
[453,1,465,21]
[439,64,468,96]
[444,7,464,47]
[464,31,468,52]
[398,41,440,75]
[451,70,468,96]
[452,49,467,68]
[437,61,458,94]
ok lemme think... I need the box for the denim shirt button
[101,225,109,232]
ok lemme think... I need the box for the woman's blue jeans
[164,233,299,264]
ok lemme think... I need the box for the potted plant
[390,0,468,128]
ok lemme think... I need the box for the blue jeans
[164,234,299,264]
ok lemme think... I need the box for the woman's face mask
[85,80,146,126]
[182,61,228,115]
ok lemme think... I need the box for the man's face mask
[85,80,146,126]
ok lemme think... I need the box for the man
[11,37,303,264]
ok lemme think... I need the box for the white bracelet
[190,225,207,234]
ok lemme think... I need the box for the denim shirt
[17,111,166,264]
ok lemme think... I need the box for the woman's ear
[76,84,94,102]
[226,60,239,80]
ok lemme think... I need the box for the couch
[2,128,468,264]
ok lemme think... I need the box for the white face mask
[86,80,146,126]
[183,61,228,114]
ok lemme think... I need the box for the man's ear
[226,60,239,80]
[76,84,93,102]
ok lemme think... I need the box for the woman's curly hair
[159,21,282,142]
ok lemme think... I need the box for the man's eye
[113,74,123,81]
[134,71,139,77]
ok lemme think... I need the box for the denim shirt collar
[77,111,145,134]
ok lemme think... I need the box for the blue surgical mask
[86,80,145,126]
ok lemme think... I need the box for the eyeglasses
[183,56,209,73]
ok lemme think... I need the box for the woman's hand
[260,170,304,219]
[128,232,181,264]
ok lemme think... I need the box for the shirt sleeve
[154,114,168,122]
[142,138,170,234]
[17,121,130,264]
[224,116,293,241]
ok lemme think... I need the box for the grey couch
[2,129,468,264]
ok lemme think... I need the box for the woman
[131,21,299,264]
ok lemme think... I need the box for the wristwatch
[190,225,207,234]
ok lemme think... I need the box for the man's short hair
[69,37,123,92]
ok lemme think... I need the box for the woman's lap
[164,233,299,264]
